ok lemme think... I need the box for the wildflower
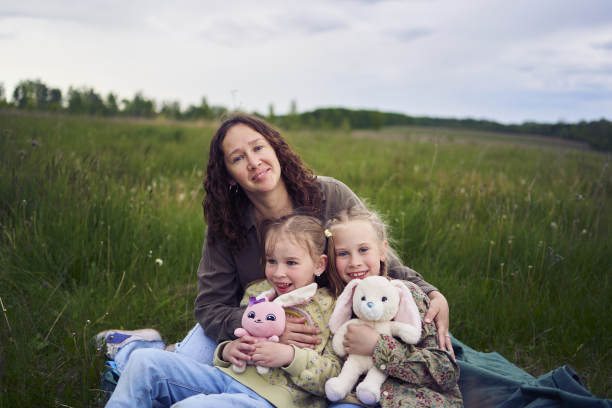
[550,222,558,230]
[178,193,185,202]
[581,229,587,235]
[86,319,91,325]
[490,241,495,246]
[148,250,153,258]
[155,258,163,266]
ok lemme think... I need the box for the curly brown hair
[202,114,323,251]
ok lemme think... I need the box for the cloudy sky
[2,0,612,123]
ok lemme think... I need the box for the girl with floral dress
[324,207,463,408]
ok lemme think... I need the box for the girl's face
[265,233,327,296]
[222,123,283,196]
[332,220,387,284]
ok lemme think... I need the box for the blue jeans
[113,324,217,372]
[105,348,273,408]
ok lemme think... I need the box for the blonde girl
[106,214,342,408]
[325,206,463,408]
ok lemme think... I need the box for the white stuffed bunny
[325,275,422,405]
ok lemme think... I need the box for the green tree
[12,79,49,110]
[268,103,275,122]
[122,91,156,117]
[67,87,105,115]
[160,100,182,120]
[47,88,63,111]
[105,93,119,116]
[0,83,8,108]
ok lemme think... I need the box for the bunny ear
[274,283,318,307]
[391,280,421,329]
[329,279,360,333]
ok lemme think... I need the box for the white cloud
[1,0,611,122]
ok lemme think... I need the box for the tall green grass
[1,113,610,406]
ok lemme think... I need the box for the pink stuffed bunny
[232,282,318,375]
[233,297,286,374]
[325,275,422,405]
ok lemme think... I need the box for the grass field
[1,112,610,406]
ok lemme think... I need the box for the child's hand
[251,342,295,368]
[222,336,257,368]
[279,316,321,349]
[343,323,379,356]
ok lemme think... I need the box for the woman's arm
[194,229,245,343]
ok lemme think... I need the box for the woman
[98,113,452,376]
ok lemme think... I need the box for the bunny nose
[367,301,374,308]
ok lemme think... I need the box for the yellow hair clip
[324,229,332,238]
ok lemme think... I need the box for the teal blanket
[452,337,611,408]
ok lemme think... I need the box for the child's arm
[373,332,459,391]
[280,291,343,397]
[282,335,343,396]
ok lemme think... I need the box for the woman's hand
[251,342,295,368]
[222,336,257,368]
[424,291,455,360]
[279,316,321,349]
[342,323,379,356]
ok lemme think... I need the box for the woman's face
[332,220,387,284]
[221,124,283,195]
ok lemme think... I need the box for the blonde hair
[259,214,338,293]
[325,206,394,297]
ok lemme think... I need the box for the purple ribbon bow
[249,296,266,306]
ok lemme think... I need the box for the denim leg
[170,380,274,408]
[106,348,237,408]
[114,340,166,371]
[174,323,218,365]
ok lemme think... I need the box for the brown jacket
[194,176,438,342]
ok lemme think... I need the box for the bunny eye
[381,296,388,302]
[361,296,366,301]
[266,314,276,321]
[247,311,256,319]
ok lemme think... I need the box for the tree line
[1,79,610,151]
[0,79,227,120]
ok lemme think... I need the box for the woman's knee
[125,348,168,373]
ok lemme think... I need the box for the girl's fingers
[286,321,320,335]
